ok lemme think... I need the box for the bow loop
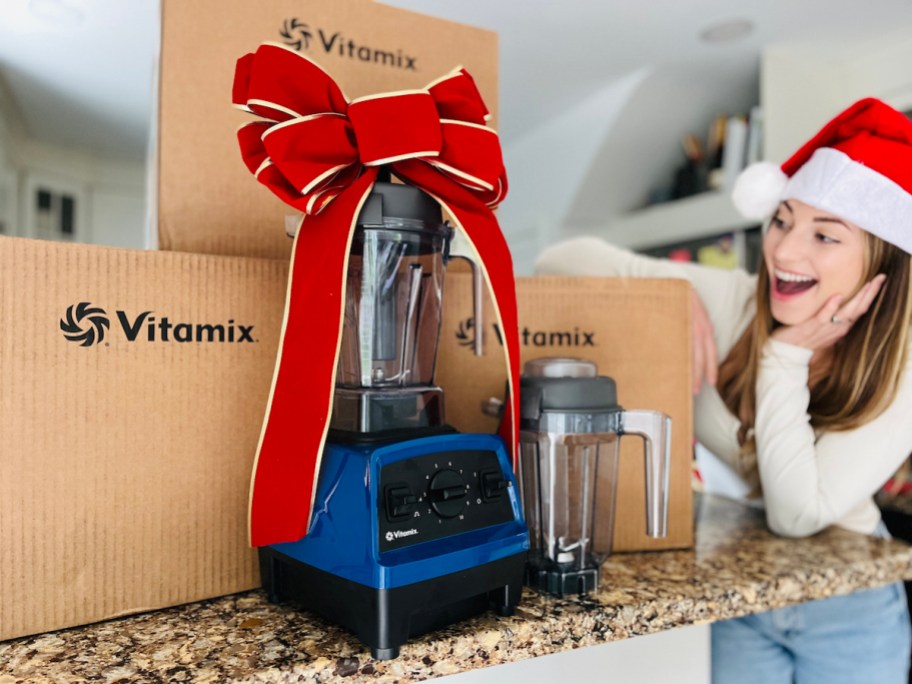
[233,43,348,121]
[427,68,490,125]
[262,114,358,196]
[348,91,442,166]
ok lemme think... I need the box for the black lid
[520,375,619,422]
[356,181,443,226]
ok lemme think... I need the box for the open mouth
[773,269,817,297]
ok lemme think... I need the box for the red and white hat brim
[733,148,912,254]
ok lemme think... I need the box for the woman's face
[762,199,867,326]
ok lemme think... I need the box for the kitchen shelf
[601,191,757,251]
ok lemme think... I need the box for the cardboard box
[438,275,694,552]
[157,0,499,259]
[0,237,288,641]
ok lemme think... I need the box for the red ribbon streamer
[233,43,518,547]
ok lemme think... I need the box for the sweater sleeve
[534,236,757,359]
[754,338,912,537]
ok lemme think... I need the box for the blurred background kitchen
[1,0,910,272]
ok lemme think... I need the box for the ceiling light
[28,0,86,27]
[699,19,754,44]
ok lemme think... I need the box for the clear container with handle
[518,357,671,595]
[331,181,483,434]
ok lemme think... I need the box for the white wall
[763,27,912,164]
[0,76,146,248]
[499,68,650,274]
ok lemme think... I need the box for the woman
[535,98,912,683]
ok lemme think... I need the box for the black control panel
[378,449,516,552]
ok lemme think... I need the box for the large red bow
[233,43,520,548]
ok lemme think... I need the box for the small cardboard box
[438,275,694,552]
[157,0,499,259]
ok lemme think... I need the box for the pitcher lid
[520,357,619,422]
[357,181,443,227]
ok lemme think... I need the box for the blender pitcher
[331,180,483,435]
[518,357,671,596]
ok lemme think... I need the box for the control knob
[427,469,467,518]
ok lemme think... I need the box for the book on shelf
[722,115,748,189]
[746,106,763,165]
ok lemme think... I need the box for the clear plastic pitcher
[518,357,671,595]
[331,182,482,434]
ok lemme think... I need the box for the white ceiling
[2,0,912,162]
[0,0,159,160]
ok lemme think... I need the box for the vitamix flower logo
[280,18,312,51]
[60,303,110,347]
[59,304,257,347]
[279,18,417,71]
[453,318,596,351]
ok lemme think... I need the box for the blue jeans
[712,581,911,683]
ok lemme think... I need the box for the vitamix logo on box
[455,318,596,351]
[280,18,417,71]
[60,303,256,347]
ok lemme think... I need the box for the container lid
[520,357,619,422]
[523,357,597,379]
[357,181,443,227]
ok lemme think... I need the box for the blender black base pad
[526,566,599,596]
[259,548,527,660]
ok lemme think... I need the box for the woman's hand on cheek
[770,274,887,351]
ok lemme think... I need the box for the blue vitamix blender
[258,180,529,659]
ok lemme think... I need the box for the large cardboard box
[438,275,694,552]
[157,0,499,259]
[0,237,288,641]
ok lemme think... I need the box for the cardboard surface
[0,237,287,642]
[438,275,695,552]
[158,0,499,259]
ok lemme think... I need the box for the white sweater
[535,236,912,537]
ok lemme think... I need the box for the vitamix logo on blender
[279,18,417,70]
[455,318,596,350]
[59,303,256,347]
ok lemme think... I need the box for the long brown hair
[717,228,912,475]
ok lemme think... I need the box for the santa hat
[732,98,912,254]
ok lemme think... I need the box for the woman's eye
[770,216,787,229]
[816,233,840,244]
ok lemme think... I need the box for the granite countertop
[3,494,911,684]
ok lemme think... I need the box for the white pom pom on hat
[729,98,912,254]
[731,162,787,220]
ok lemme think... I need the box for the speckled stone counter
[3,495,912,683]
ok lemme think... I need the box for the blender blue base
[261,432,529,658]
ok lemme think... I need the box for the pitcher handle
[619,410,672,538]
[447,229,484,357]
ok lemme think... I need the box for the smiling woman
[534,97,912,684]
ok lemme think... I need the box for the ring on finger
[831,315,840,324]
